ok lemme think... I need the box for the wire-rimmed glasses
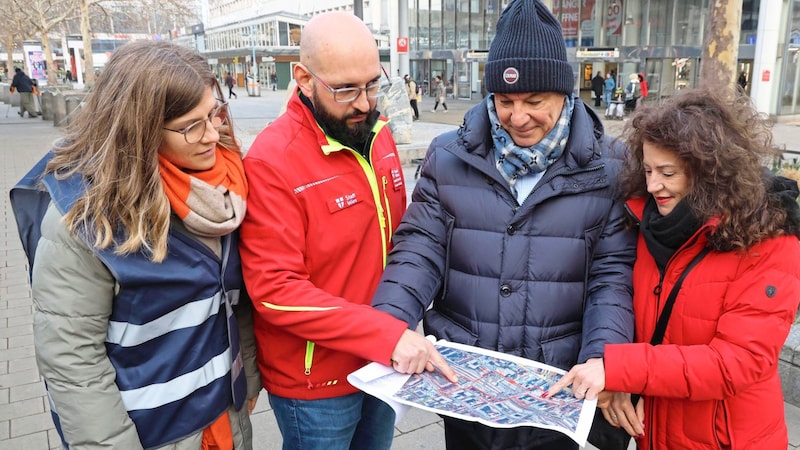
[305,66,391,103]
[162,100,228,144]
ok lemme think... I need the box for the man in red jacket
[239,11,455,450]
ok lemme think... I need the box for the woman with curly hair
[10,40,259,449]
[548,87,800,449]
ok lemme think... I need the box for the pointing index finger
[545,371,574,398]
[427,353,458,383]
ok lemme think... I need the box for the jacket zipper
[382,175,393,251]
[347,149,389,265]
[305,341,314,388]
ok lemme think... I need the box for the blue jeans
[268,391,395,450]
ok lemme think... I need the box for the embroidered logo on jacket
[327,192,360,213]
[391,168,403,191]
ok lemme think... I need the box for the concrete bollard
[52,93,67,127]
[41,91,54,121]
[65,96,82,126]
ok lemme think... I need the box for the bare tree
[4,0,197,88]
[11,0,73,85]
[700,0,743,93]
[0,0,29,76]
[77,0,198,85]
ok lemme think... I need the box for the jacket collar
[285,88,388,156]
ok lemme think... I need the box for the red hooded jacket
[605,197,800,449]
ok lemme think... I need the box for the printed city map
[348,339,596,446]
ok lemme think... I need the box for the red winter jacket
[605,197,800,449]
[240,91,409,400]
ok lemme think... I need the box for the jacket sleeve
[578,154,636,363]
[234,289,263,400]
[605,237,800,399]
[373,145,448,328]
[32,204,143,449]
[239,157,407,366]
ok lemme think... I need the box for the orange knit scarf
[201,410,233,450]
[158,147,248,237]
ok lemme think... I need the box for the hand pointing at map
[390,330,459,383]
[545,357,605,401]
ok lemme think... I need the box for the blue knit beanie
[485,0,574,95]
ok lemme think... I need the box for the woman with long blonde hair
[11,40,259,449]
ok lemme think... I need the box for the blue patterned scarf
[488,94,574,195]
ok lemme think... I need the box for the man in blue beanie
[372,0,635,448]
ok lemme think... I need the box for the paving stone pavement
[2,90,800,449]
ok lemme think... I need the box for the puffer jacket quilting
[374,98,636,370]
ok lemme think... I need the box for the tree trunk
[42,38,57,85]
[699,0,742,94]
[4,37,13,78]
[80,0,95,86]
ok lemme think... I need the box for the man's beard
[313,86,379,151]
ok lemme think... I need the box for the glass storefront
[406,0,800,114]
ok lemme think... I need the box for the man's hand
[390,330,458,383]
[545,357,605,400]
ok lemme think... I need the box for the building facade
[195,0,800,117]
[405,0,800,118]
[195,0,393,90]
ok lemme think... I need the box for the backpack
[629,81,641,99]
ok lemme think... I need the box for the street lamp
[249,24,257,80]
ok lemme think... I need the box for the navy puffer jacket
[374,98,635,370]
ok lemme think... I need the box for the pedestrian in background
[549,87,800,450]
[372,0,635,448]
[240,11,456,450]
[10,40,260,450]
[604,72,616,107]
[637,72,649,108]
[431,75,448,112]
[225,71,238,99]
[591,70,604,107]
[270,69,278,91]
[10,67,38,118]
[404,74,420,120]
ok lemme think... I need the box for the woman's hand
[603,392,645,438]
[247,395,259,414]
[545,357,605,400]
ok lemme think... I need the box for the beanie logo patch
[502,67,520,85]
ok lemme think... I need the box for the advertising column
[22,41,47,86]
[67,37,85,89]
[751,0,781,115]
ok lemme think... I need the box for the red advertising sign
[397,37,408,54]
[561,0,579,38]
[581,0,596,36]
[607,0,622,36]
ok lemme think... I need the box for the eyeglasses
[162,100,228,144]
[305,66,391,103]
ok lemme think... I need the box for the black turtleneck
[639,197,703,272]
